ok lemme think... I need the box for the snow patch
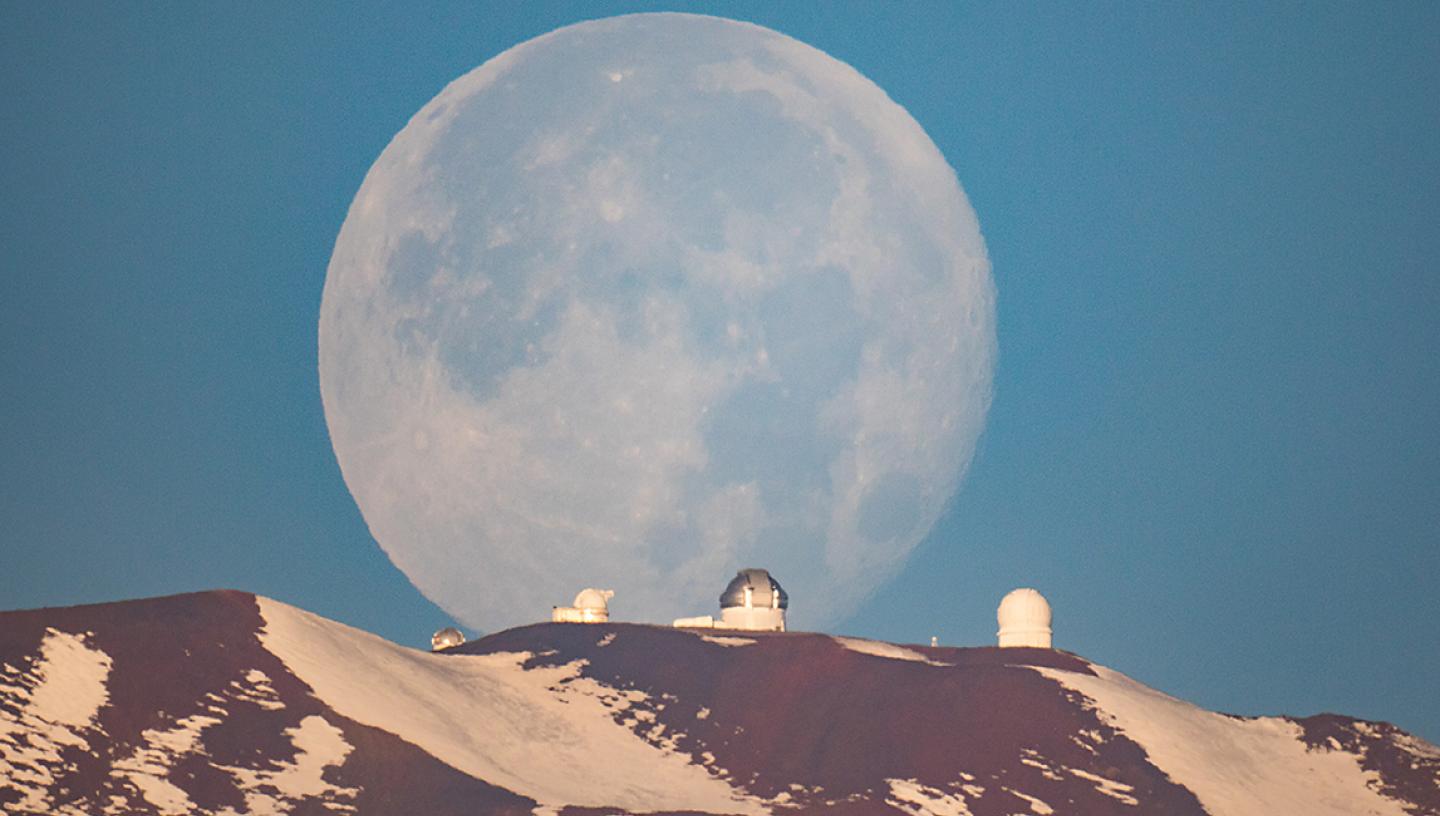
[256,596,765,814]
[832,637,951,666]
[102,672,354,816]
[0,629,113,814]
[1019,748,1063,781]
[701,635,756,647]
[27,629,113,727]
[1005,787,1054,814]
[1066,767,1138,806]
[1394,732,1440,762]
[231,668,286,711]
[221,714,358,814]
[1071,727,1105,755]
[1035,664,1411,816]
[885,778,973,815]
[111,713,222,815]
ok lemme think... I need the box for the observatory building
[997,587,1053,648]
[674,568,788,632]
[430,627,465,651]
[552,588,614,623]
[720,568,788,631]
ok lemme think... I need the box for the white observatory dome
[997,587,1052,648]
[430,627,466,651]
[552,588,614,623]
[573,588,615,612]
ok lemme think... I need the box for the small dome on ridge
[997,588,1052,648]
[573,588,615,611]
[430,627,466,651]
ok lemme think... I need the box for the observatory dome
[720,569,788,610]
[717,568,788,631]
[997,588,1052,648]
[430,627,466,651]
[573,588,614,612]
[552,588,614,623]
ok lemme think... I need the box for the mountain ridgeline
[1,591,1436,815]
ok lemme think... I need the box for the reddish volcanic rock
[464,624,1202,814]
[1295,713,1440,814]
[1,591,1435,815]
[0,591,536,816]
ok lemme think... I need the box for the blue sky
[3,3,1437,742]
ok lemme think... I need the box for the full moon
[320,13,994,632]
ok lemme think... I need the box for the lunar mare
[319,13,995,631]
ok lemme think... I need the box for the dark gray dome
[719,568,788,610]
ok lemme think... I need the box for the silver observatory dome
[720,568,789,610]
[430,627,466,651]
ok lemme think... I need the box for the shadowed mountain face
[1,591,1435,815]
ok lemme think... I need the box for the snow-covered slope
[1,590,1435,815]
[1035,664,1412,816]
[256,597,764,814]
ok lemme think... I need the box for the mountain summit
[1,591,1435,815]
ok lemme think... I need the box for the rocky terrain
[1,590,1436,815]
